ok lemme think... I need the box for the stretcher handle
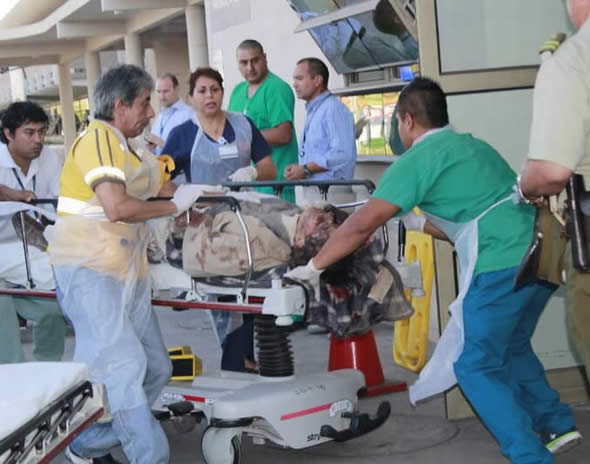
[398,220,406,261]
[148,195,242,211]
[13,199,56,289]
[199,196,251,298]
[18,211,35,289]
[151,195,251,298]
[30,198,58,207]
[222,178,376,196]
[195,195,241,211]
[161,195,252,299]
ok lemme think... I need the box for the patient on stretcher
[149,191,413,337]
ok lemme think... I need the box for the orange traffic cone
[329,329,407,397]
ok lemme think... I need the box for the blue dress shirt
[150,99,194,155]
[299,90,357,180]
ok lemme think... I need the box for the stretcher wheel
[201,426,241,464]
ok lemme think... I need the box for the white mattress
[0,201,58,222]
[0,362,89,441]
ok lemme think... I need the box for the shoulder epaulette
[539,32,567,55]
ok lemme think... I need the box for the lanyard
[12,167,35,192]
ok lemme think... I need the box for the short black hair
[297,57,329,89]
[396,77,449,128]
[237,39,264,55]
[0,101,49,144]
[158,72,179,88]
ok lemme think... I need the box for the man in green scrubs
[286,77,580,463]
[228,39,298,202]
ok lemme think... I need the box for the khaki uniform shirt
[528,18,590,186]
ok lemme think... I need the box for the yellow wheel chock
[393,230,435,372]
[168,345,203,380]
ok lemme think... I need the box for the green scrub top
[229,72,299,203]
[373,130,535,275]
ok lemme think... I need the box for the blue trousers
[455,267,575,464]
[55,266,172,463]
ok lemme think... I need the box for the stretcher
[151,181,394,464]
[0,180,423,464]
[0,363,105,464]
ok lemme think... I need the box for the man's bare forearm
[105,196,176,223]
[313,214,375,269]
[520,159,573,198]
[0,185,16,201]
[94,181,177,223]
[313,199,399,269]
[255,157,278,180]
[424,220,449,241]
[0,185,35,202]
[261,122,293,146]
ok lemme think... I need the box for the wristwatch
[302,164,312,179]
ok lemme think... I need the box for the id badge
[218,143,238,159]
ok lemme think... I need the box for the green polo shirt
[229,72,298,202]
[373,130,535,275]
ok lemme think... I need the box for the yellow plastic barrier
[393,229,435,372]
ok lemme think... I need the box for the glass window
[289,0,369,16]
[340,91,400,156]
[288,0,418,74]
[436,0,574,73]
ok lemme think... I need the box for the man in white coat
[0,101,65,363]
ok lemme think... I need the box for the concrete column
[58,63,76,151]
[84,51,101,115]
[185,4,209,71]
[9,68,26,101]
[124,32,143,68]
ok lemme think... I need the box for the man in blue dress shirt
[146,73,193,155]
[285,57,357,205]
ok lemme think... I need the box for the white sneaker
[65,446,92,463]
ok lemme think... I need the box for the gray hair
[93,64,154,121]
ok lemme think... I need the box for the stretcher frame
[0,179,384,310]
[0,180,403,464]
[0,381,103,464]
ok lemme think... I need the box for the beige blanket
[182,211,291,278]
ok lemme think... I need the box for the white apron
[408,196,511,404]
[188,111,254,344]
[189,111,253,184]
